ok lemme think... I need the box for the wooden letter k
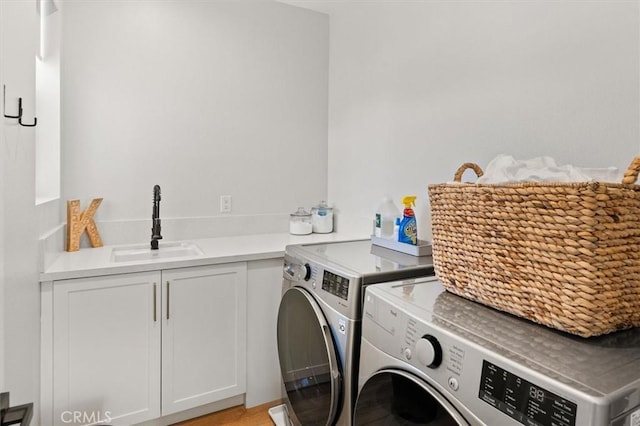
[66,198,104,252]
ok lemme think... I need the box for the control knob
[415,334,442,368]
[302,263,311,281]
[283,263,311,281]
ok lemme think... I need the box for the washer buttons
[448,377,459,391]
[404,348,412,360]
[312,281,316,289]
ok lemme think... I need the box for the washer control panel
[321,269,350,301]
[479,360,577,426]
[364,292,453,378]
[283,253,361,319]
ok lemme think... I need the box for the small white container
[311,201,333,233]
[289,207,312,235]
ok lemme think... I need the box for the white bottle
[393,218,401,242]
[374,197,400,239]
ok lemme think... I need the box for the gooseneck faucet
[151,185,163,250]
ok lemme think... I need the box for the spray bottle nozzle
[401,196,417,207]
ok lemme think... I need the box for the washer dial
[415,334,442,368]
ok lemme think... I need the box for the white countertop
[40,231,369,281]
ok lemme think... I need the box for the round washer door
[277,287,342,426]
[354,369,469,425]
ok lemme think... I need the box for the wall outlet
[220,195,232,213]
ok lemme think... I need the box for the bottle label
[399,219,417,245]
[375,213,381,228]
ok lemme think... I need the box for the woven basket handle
[453,162,484,182]
[622,157,640,184]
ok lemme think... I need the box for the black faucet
[151,185,162,250]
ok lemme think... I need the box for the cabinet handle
[153,283,157,322]
[166,281,170,320]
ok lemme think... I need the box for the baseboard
[134,394,245,426]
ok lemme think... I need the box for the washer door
[354,369,469,425]
[277,287,342,426]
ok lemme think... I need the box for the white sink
[111,242,204,263]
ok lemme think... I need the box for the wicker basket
[427,158,640,337]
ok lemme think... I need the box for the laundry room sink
[111,242,204,263]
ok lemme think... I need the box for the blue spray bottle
[398,196,417,245]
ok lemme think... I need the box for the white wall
[320,0,640,239]
[0,0,40,418]
[62,0,329,243]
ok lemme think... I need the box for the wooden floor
[172,401,279,426]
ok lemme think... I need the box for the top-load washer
[355,277,640,426]
[276,239,434,426]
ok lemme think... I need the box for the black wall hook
[17,99,37,127]
[2,85,37,127]
[2,85,20,119]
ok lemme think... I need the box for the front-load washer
[355,278,640,426]
[277,239,435,426]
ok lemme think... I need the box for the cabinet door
[52,272,161,426]
[161,263,247,415]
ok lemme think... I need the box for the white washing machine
[276,240,435,426]
[355,278,640,426]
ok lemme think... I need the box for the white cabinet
[161,264,247,415]
[51,272,162,426]
[43,263,247,426]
